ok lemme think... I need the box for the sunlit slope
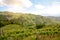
[0,12,58,27]
[0,24,36,40]
[0,12,22,19]
[0,24,60,40]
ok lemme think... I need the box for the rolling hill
[0,12,60,40]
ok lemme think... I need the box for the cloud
[0,0,3,2]
[34,2,60,16]
[43,2,60,16]
[20,0,32,8]
[0,0,60,16]
[0,0,33,12]
[35,4,45,10]
[0,0,4,6]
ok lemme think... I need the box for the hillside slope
[0,12,60,40]
[0,12,59,27]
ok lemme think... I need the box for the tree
[36,23,45,29]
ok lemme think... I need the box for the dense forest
[0,12,60,40]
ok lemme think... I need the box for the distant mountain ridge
[46,16,60,22]
[0,12,60,27]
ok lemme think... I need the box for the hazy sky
[0,0,60,16]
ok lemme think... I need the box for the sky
[0,0,60,16]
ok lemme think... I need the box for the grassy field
[0,24,60,40]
